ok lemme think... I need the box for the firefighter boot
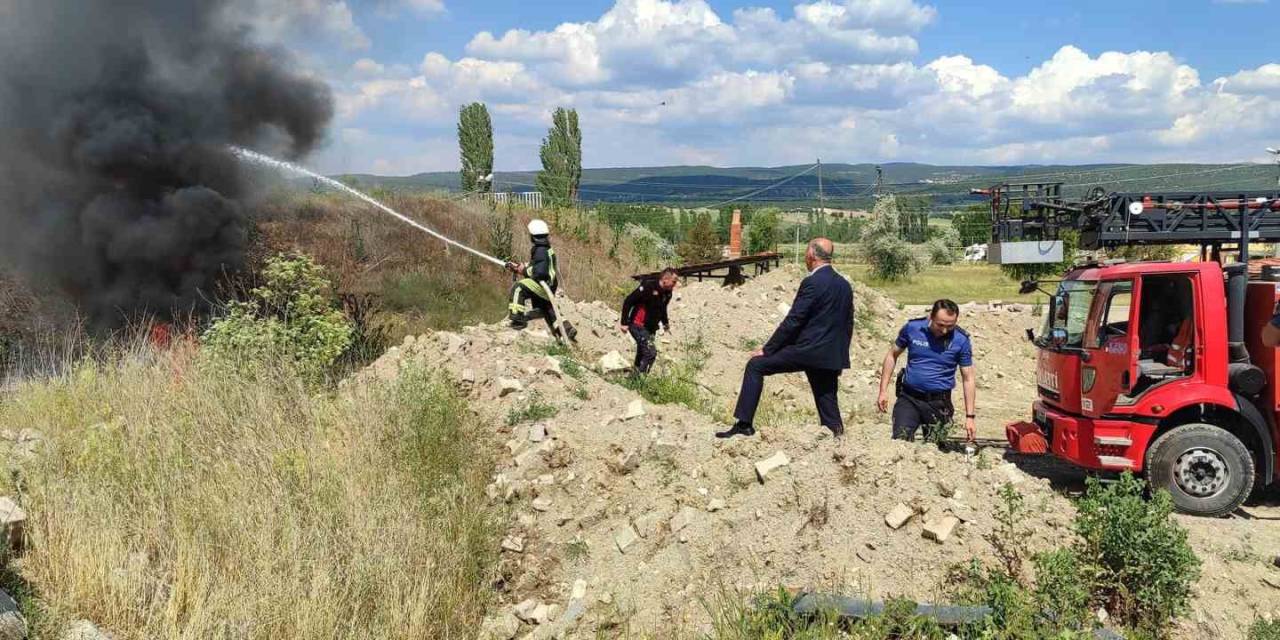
[509,310,529,330]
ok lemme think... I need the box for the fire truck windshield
[1042,280,1097,349]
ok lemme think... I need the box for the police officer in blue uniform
[876,299,977,442]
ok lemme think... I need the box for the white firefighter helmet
[527,219,550,236]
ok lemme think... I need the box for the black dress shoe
[715,422,756,439]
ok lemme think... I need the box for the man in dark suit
[717,238,853,439]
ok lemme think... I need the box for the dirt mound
[353,265,1280,639]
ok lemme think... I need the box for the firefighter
[876,299,977,443]
[506,219,576,341]
[619,268,678,376]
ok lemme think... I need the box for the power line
[702,164,821,210]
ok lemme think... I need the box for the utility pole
[817,158,825,218]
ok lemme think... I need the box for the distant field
[843,263,1040,305]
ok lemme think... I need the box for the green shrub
[617,332,711,413]
[203,253,353,383]
[747,209,780,254]
[862,196,918,282]
[927,227,959,266]
[1073,473,1200,635]
[946,476,1199,639]
[989,483,1027,581]
[618,364,704,411]
[1249,618,1280,640]
[679,214,723,265]
[927,238,954,265]
[1032,548,1094,631]
[505,391,559,426]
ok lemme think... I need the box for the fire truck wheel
[1144,423,1255,518]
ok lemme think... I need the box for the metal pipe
[1226,263,1249,364]
[792,593,991,626]
[792,592,1125,639]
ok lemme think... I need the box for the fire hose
[231,146,507,268]
[233,147,577,339]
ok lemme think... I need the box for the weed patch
[1249,618,1280,640]
[505,391,559,426]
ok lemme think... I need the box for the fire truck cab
[980,183,1280,516]
[1009,260,1279,516]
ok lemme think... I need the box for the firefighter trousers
[508,279,557,331]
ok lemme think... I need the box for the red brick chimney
[729,209,743,258]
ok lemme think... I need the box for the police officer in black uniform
[876,299,977,442]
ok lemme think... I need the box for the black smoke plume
[0,0,333,326]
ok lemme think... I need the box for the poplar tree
[458,102,494,194]
[536,107,582,208]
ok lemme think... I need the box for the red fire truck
[981,183,1280,516]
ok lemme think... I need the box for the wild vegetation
[711,475,1201,639]
[862,196,920,281]
[0,342,500,638]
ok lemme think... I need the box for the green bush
[748,209,781,254]
[678,213,722,265]
[1249,618,1280,640]
[203,253,353,383]
[1032,548,1094,631]
[1073,474,1200,635]
[619,365,703,411]
[944,475,1199,639]
[862,196,918,281]
[926,238,954,265]
[927,227,959,266]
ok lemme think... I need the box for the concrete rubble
[884,503,915,530]
[343,263,1274,638]
[754,451,791,482]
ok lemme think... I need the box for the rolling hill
[334,161,1279,208]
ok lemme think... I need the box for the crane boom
[974,182,1280,262]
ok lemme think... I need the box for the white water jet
[231,146,506,268]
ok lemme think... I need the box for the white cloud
[315,0,1280,172]
[465,0,930,90]
[794,0,936,33]
[401,0,446,13]
[352,58,386,76]
[1219,63,1280,96]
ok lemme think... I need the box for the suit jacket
[763,265,853,371]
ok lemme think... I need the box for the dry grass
[253,192,645,336]
[0,347,500,639]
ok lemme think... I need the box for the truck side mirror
[1049,327,1068,348]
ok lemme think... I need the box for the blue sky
[267,0,1280,174]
